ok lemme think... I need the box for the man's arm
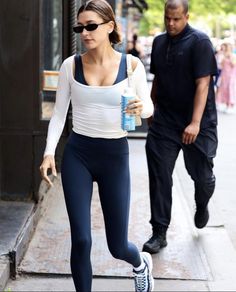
[150,76,158,105]
[147,76,157,126]
[182,75,210,144]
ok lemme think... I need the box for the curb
[0,256,10,291]
[0,180,53,291]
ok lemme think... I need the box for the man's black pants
[145,126,218,231]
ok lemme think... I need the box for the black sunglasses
[73,22,108,34]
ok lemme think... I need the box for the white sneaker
[133,252,154,292]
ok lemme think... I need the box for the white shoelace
[134,265,148,292]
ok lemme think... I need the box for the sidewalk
[2,113,236,291]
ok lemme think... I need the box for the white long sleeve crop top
[44,55,154,156]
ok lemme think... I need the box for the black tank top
[74,54,127,85]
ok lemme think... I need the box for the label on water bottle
[121,88,136,131]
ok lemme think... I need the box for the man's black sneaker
[194,205,209,229]
[142,232,167,254]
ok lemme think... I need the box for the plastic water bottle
[121,87,136,131]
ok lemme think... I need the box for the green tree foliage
[139,0,236,36]
[190,0,236,17]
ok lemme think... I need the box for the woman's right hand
[39,155,57,187]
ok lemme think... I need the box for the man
[127,34,143,59]
[143,0,218,254]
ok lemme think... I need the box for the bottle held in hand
[121,87,136,131]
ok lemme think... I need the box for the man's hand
[182,121,200,144]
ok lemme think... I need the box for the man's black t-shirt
[150,24,218,131]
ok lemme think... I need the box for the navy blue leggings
[61,132,141,292]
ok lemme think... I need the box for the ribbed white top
[44,55,153,156]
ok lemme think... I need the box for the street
[210,111,236,248]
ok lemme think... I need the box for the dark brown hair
[77,0,121,44]
[165,0,189,14]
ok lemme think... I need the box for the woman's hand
[126,98,143,116]
[39,155,57,187]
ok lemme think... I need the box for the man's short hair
[165,0,189,14]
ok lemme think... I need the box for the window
[41,0,63,120]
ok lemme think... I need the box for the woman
[216,42,236,114]
[40,0,154,291]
